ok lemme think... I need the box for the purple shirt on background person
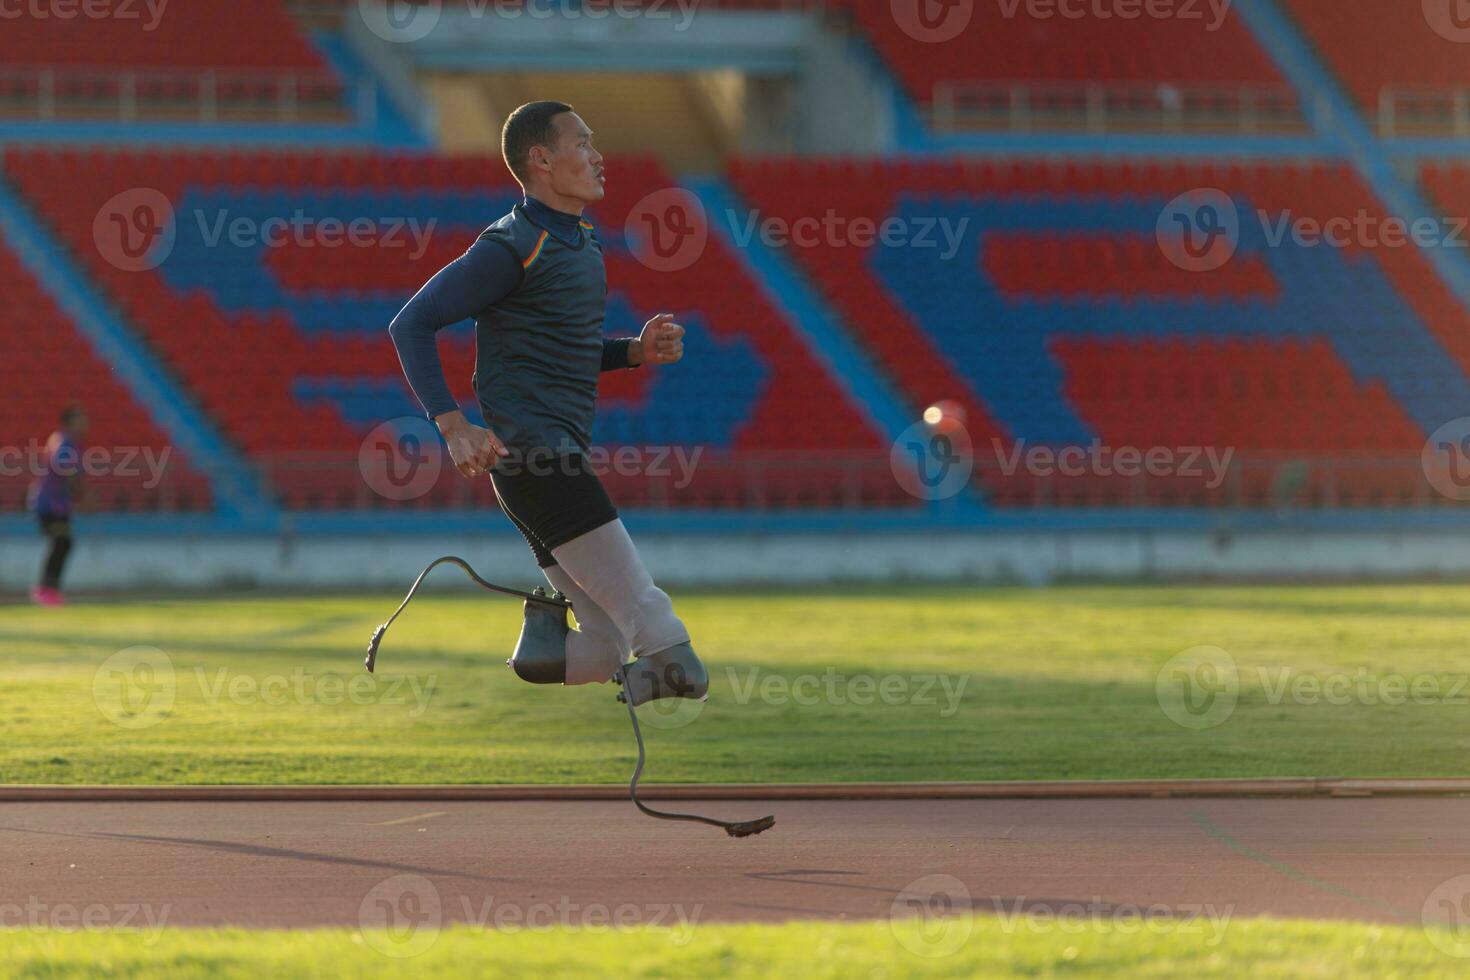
[28,432,78,518]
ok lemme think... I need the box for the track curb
[3,778,1470,802]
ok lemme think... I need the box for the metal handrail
[1378,85,1470,138]
[0,67,364,123]
[0,450,1457,513]
[931,80,1303,135]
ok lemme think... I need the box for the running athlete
[388,101,707,704]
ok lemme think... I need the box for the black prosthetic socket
[506,587,570,684]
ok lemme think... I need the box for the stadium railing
[930,81,1310,135]
[981,454,1448,511]
[1378,86,1470,139]
[0,468,212,514]
[0,452,1432,514]
[252,450,920,512]
[0,451,1455,515]
[0,69,368,124]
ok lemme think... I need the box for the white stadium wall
[5,529,1470,592]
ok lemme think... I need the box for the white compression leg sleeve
[549,519,691,659]
[543,564,628,686]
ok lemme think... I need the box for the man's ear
[527,144,551,174]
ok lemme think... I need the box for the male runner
[29,405,87,606]
[388,101,706,704]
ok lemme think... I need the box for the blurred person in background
[28,405,87,606]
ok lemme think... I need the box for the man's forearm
[389,312,460,419]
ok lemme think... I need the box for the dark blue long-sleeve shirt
[389,196,634,422]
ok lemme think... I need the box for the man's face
[65,412,89,439]
[540,112,605,204]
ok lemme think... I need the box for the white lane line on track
[375,811,449,827]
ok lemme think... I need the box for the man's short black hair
[60,405,84,427]
[501,101,574,182]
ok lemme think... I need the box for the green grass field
[0,916,1462,978]
[2,583,1468,785]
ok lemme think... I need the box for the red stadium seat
[1284,0,1470,125]
[3,147,895,512]
[0,239,211,513]
[730,155,1446,509]
[836,0,1283,107]
[0,0,325,71]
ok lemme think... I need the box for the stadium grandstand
[3,0,1470,587]
[12,8,1470,977]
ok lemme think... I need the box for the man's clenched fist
[634,313,685,366]
[435,409,508,478]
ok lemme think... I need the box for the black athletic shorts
[489,453,618,568]
[37,513,71,539]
